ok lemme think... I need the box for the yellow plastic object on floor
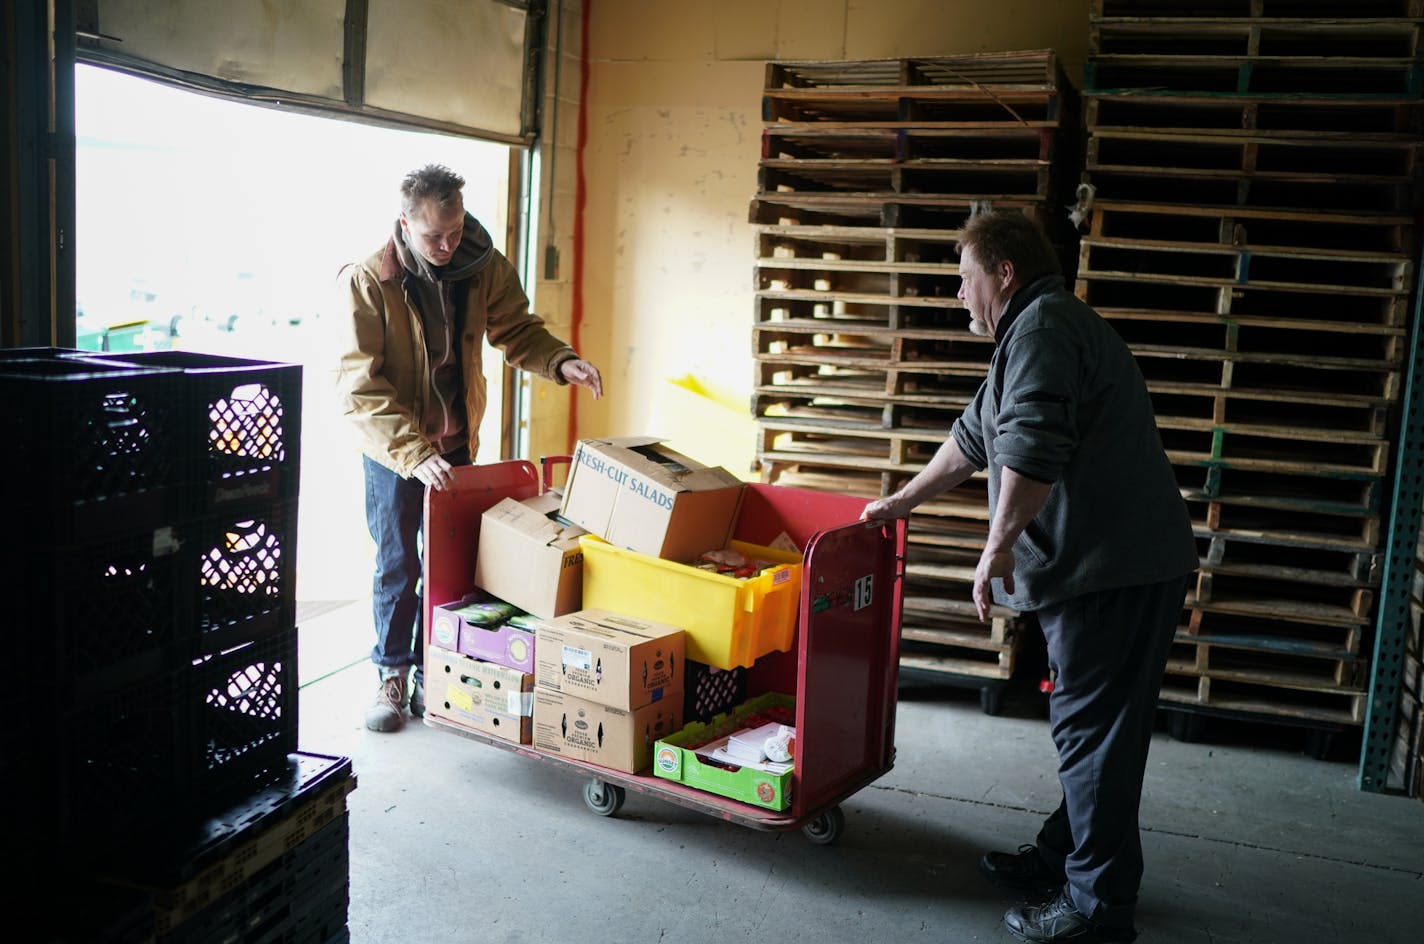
[578,534,802,670]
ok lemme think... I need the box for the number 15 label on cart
[813,575,873,613]
[853,575,873,611]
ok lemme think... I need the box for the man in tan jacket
[336,163,602,732]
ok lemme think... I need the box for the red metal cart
[422,459,905,844]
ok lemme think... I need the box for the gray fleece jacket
[950,274,1198,611]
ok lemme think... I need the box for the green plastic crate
[652,692,795,810]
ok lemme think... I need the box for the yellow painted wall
[532,0,1088,470]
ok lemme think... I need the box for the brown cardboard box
[559,436,744,562]
[425,647,534,744]
[533,608,684,710]
[532,688,683,774]
[474,493,586,619]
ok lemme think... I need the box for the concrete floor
[295,600,1423,944]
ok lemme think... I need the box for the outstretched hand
[560,358,603,399]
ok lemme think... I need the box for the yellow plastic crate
[578,534,802,669]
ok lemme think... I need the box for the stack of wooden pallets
[749,51,1081,710]
[1077,0,1424,740]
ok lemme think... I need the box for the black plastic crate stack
[40,753,355,944]
[1,353,191,862]
[1077,0,1424,740]
[749,52,1080,709]
[0,348,353,941]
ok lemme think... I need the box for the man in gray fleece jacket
[863,210,1197,943]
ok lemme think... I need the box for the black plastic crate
[159,814,349,944]
[58,668,198,853]
[683,660,748,724]
[86,351,302,515]
[2,727,61,869]
[0,345,88,360]
[191,500,298,655]
[29,525,190,699]
[0,357,186,543]
[30,881,156,943]
[192,628,299,809]
[123,753,353,902]
[57,632,300,862]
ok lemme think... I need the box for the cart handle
[540,454,573,494]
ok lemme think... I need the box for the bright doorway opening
[74,64,518,606]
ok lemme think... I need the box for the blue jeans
[363,447,468,680]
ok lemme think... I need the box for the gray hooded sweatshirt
[950,274,1198,611]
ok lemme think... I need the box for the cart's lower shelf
[424,714,884,842]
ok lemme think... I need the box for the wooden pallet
[754,338,991,384]
[1086,163,1413,211]
[1191,568,1375,623]
[1182,603,1369,649]
[763,126,1061,161]
[1199,530,1381,585]
[1171,635,1366,687]
[763,51,1071,126]
[1079,236,1413,299]
[749,194,1047,229]
[1085,91,1424,138]
[1187,491,1384,545]
[1091,1,1423,18]
[1087,128,1420,186]
[1090,14,1424,58]
[1130,346,1401,407]
[1160,666,1367,724]
[899,639,1017,681]
[1082,198,1415,255]
[765,51,1067,91]
[752,373,981,412]
[756,221,963,261]
[1163,422,1390,477]
[1154,384,1394,439]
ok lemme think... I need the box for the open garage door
[75,0,543,144]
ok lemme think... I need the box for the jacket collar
[994,274,1066,343]
[378,237,402,281]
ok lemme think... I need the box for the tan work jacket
[335,240,576,477]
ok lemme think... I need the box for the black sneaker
[409,676,425,719]
[980,844,1066,894]
[1004,889,1136,943]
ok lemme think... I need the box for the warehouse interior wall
[568,0,1089,470]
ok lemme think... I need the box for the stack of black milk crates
[0,347,335,937]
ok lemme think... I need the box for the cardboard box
[425,647,534,743]
[533,608,684,710]
[533,688,683,774]
[474,493,586,619]
[430,593,537,673]
[559,436,744,562]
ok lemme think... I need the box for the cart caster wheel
[801,806,845,845]
[979,684,1004,716]
[583,779,626,817]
